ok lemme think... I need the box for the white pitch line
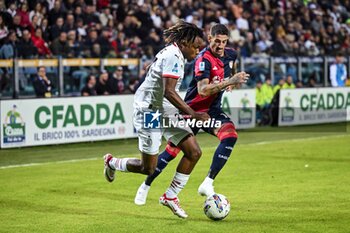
[249,134,348,145]
[0,134,348,170]
[0,157,99,170]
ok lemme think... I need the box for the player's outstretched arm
[197,71,249,97]
[164,78,210,121]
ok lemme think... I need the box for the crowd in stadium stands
[1,0,349,59]
[0,0,349,97]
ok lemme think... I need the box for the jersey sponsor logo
[199,62,205,71]
[172,63,179,73]
[213,66,218,71]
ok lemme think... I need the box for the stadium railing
[0,58,140,99]
[0,56,349,99]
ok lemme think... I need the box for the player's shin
[165,172,190,198]
[208,137,237,179]
[145,144,179,186]
[198,136,237,197]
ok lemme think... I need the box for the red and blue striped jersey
[184,47,238,112]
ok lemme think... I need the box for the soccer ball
[203,193,230,221]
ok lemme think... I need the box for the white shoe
[103,153,115,182]
[134,182,150,205]
[159,193,188,218]
[198,182,215,197]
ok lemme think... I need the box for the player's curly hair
[163,20,203,45]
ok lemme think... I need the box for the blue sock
[208,137,237,179]
[145,150,175,186]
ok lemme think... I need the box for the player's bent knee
[189,147,202,161]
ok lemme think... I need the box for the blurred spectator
[99,7,113,27]
[10,14,23,38]
[141,28,161,54]
[32,27,51,57]
[29,15,39,35]
[91,43,102,58]
[67,30,81,57]
[48,0,66,25]
[127,78,140,94]
[261,78,274,105]
[273,78,285,95]
[84,28,98,56]
[271,34,290,56]
[0,31,17,59]
[330,53,347,87]
[107,66,126,94]
[255,80,269,125]
[296,80,303,88]
[256,80,264,108]
[236,11,250,32]
[98,28,112,57]
[7,2,17,18]
[17,3,30,28]
[17,29,38,58]
[83,5,100,25]
[63,13,75,32]
[76,18,87,38]
[96,70,109,95]
[240,32,254,57]
[29,2,44,27]
[228,23,240,45]
[50,31,70,57]
[41,18,50,42]
[282,75,296,89]
[256,34,273,53]
[50,16,65,41]
[81,75,97,96]
[308,77,317,88]
[33,66,53,98]
[0,15,9,44]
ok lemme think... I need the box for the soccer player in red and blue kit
[134,24,249,205]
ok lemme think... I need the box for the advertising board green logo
[34,103,125,129]
[3,105,26,144]
[281,93,294,122]
[238,94,252,124]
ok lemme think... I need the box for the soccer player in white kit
[103,21,209,218]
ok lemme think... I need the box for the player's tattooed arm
[197,78,228,97]
[164,78,210,121]
[197,71,249,97]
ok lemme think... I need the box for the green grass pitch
[0,123,349,233]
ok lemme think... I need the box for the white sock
[165,172,190,198]
[109,158,130,172]
[202,176,214,186]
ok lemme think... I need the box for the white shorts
[133,107,193,155]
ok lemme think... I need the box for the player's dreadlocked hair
[163,20,203,45]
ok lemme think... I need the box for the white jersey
[134,43,185,110]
